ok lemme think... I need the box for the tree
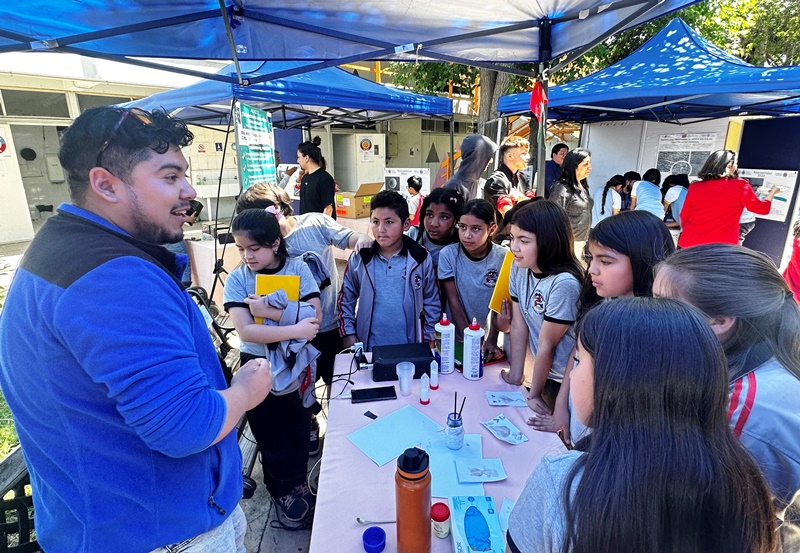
[388,1,799,122]
[742,0,800,65]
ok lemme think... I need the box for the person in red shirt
[678,150,779,248]
[783,220,800,305]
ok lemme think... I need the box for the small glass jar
[431,502,451,539]
[445,412,464,450]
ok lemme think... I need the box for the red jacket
[678,177,772,248]
[783,238,800,305]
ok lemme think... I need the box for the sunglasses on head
[96,108,153,168]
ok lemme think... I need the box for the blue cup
[362,525,386,553]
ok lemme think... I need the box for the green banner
[234,101,277,190]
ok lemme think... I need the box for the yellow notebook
[489,250,514,314]
[254,274,300,323]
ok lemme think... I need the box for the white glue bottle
[420,374,430,405]
[435,314,455,375]
[462,317,485,381]
[429,360,439,390]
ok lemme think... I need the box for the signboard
[384,168,431,195]
[234,101,277,190]
[656,132,716,177]
[738,168,798,222]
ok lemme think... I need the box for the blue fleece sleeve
[53,257,227,458]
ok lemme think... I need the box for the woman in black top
[297,136,337,219]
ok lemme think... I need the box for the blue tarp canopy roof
[499,18,800,123]
[123,62,453,128]
[0,0,701,83]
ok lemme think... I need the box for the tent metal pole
[218,0,244,85]
[56,46,238,83]
[449,114,455,180]
[535,18,552,198]
[208,103,236,305]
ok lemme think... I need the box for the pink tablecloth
[308,354,566,552]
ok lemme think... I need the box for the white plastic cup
[396,362,415,396]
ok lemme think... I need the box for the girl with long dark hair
[654,244,800,549]
[407,187,464,269]
[530,211,675,443]
[507,298,778,553]
[549,149,593,254]
[501,200,583,416]
[223,209,322,526]
[438,199,507,359]
[678,150,779,247]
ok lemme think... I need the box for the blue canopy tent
[499,18,800,123]
[123,62,454,129]
[0,0,704,195]
[0,0,702,84]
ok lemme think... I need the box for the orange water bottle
[395,447,432,553]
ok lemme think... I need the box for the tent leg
[449,114,455,180]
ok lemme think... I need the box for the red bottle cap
[439,314,450,326]
[420,397,429,405]
[468,317,481,331]
[431,502,450,522]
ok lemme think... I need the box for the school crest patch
[483,269,498,287]
[532,291,545,314]
[413,273,422,290]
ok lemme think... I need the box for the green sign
[234,101,277,190]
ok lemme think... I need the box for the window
[1,90,69,118]
[76,94,134,113]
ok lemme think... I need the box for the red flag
[529,81,548,122]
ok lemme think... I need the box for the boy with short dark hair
[338,190,440,351]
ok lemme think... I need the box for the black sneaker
[293,482,316,512]
[274,491,310,524]
[309,417,320,456]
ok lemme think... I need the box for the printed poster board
[738,168,798,222]
[234,101,277,190]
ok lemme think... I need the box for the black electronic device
[371,342,434,382]
[350,386,398,404]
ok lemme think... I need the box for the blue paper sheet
[347,404,444,466]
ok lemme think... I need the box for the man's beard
[127,187,184,244]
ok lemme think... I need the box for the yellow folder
[489,250,514,314]
[254,274,300,323]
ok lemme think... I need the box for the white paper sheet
[455,458,507,482]
[485,391,527,406]
[499,498,516,532]
[420,433,485,498]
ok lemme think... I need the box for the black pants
[240,352,310,499]
[311,328,343,386]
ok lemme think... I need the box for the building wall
[386,117,474,187]
[0,68,172,244]
[0,124,35,243]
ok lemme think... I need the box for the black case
[371,343,434,382]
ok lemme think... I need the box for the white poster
[656,132,716,177]
[384,168,431,195]
[737,168,798,222]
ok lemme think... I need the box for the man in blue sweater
[0,107,272,552]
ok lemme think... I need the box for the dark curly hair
[59,107,193,204]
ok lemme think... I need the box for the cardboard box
[335,182,384,219]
